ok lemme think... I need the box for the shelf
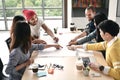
[72,0,109,17]
[72,0,103,8]
[72,8,108,17]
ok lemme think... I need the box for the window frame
[0,0,64,31]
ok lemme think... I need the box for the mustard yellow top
[87,38,120,80]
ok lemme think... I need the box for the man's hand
[67,45,77,51]
[70,38,76,42]
[53,37,59,43]
[68,40,77,46]
[89,63,99,71]
[54,44,63,49]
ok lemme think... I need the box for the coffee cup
[32,68,38,73]
[83,69,89,76]
[48,68,54,74]
[32,64,38,73]
[76,60,83,71]
[70,27,76,31]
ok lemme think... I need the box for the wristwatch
[99,65,104,71]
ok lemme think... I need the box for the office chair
[5,37,11,50]
[0,58,9,80]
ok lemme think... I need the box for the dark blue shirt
[84,19,95,35]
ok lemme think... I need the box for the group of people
[5,6,120,80]
[5,9,62,80]
[68,6,120,80]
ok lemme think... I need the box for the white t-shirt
[30,18,44,38]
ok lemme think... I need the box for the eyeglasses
[38,64,45,68]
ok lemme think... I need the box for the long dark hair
[94,12,108,42]
[10,21,31,54]
[10,15,25,37]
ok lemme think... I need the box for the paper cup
[32,64,38,73]
[76,60,83,71]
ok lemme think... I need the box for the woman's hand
[32,39,47,44]
[54,44,63,49]
[25,58,34,66]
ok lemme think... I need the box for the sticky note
[37,71,47,77]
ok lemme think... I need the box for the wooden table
[22,51,113,80]
[22,30,114,80]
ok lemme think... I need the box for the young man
[73,12,108,58]
[68,20,120,80]
[68,6,96,45]
[22,9,59,43]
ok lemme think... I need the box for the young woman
[5,15,25,49]
[22,9,59,43]
[5,21,62,80]
[10,15,26,37]
[68,20,120,80]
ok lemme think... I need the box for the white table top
[22,30,114,80]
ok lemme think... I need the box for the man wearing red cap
[22,9,59,43]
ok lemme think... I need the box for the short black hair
[98,20,119,36]
[86,6,96,12]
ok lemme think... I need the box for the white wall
[67,0,72,28]
[117,0,120,16]
[68,0,118,29]
[108,0,117,21]
[67,0,87,29]
[72,17,88,29]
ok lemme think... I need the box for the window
[0,0,63,30]
[117,0,120,17]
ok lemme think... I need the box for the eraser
[91,73,101,77]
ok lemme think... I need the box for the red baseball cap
[22,9,36,21]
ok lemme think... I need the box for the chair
[0,58,3,80]
[5,37,11,50]
[0,58,9,80]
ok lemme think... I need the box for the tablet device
[82,57,90,67]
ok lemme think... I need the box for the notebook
[37,71,47,77]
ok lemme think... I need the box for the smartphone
[82,57,90,67]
